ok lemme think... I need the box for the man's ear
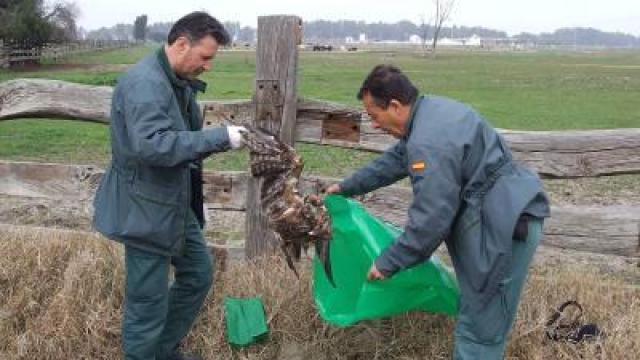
[389,99,402,113]
[174,36,191,53]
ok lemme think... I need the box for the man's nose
[371,121,380,129]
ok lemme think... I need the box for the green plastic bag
[224,297,269,346]
[313,195,459,327]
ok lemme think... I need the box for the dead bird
[241,127,333,284]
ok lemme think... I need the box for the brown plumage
[241,127,332,279]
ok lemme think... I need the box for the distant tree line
[86,24,134,42]
[302,19,508,42]
[86,19,256,44]
[302,20,640,48]
[0,0,79,47]
[83,18,640,48]
[84,19,505,45]
[514,28,640,47]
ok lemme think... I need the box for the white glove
[227,125,247,149]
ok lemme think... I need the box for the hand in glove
[226,125,247,150]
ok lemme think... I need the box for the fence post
[0,40,8,69]
[245,15,303,259]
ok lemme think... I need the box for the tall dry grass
[1,226,638,360]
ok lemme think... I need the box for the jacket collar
[403,95,424,139]
[157,47,207,93]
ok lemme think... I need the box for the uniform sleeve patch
[411,161,426,171]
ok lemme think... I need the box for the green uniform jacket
[340,95,550,309]
[93,48,231,256]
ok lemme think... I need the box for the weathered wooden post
[245,15,302,259]
[0,40,8,69]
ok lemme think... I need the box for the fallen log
[0,78,112,122]
[2,79,640,178]
[1,161,638,258]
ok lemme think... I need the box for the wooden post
[0,40,8,69]
[245,15,302,259]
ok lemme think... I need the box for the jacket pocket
[450,201,489,292]
[454,201,482,237]
[120,178,183,252]
[131,177,180,206]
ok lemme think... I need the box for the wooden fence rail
[199,170,640,258]
[1,161,638,259]
[1,78,640,179]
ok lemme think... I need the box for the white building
[437,37,464,46]
[409,34,422,44]
[434,34,483,47]
[465,34,482,47]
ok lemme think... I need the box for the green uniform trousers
[453,218,543,360]
[122,210,213,360]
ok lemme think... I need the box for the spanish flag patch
[411,161,426,171]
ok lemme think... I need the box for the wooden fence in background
[0,40,133,68]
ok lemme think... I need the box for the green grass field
[1,45,639,176]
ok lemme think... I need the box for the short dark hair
[357,65,419,108]
[168,11,231,46]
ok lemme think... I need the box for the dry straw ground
[1,226,638,360]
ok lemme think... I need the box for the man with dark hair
[167,11,231,48]
[326,64,550,359]
[93,11,244,360]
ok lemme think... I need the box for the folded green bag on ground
[313,195,459,327]
[224,296,268,346]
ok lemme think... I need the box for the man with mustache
[93,12,246,360]
[326,65,550,359]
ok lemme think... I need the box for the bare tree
[419,14,431,56]
[47,1,80,41]
[430,0,455,57]
[223,21,241,44]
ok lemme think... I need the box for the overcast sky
[70,0,640,36]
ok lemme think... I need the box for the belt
[110,160,135,181]
[459,155,536,241]
[463,156,514,199]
